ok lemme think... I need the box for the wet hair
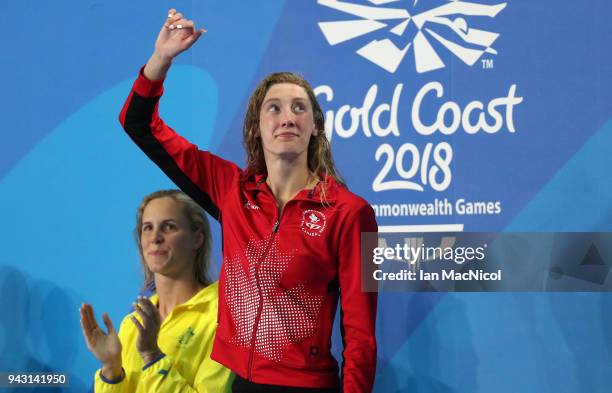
[242,72,344,192]
[134,190,211,290]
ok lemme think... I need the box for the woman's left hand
[130,296,163,363]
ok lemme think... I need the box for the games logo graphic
[318,0,507,73]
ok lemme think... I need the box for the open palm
[79,304,122,365]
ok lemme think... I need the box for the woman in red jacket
[120,9,378,393]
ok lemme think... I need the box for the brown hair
[134,190,212,290]
[242,72,343,189]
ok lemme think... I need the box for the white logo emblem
[317,0,507,73]
[244,200,261,211]
[301,210,327,237]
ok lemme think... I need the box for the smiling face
[140,196,203,281]
[257,83,319,162]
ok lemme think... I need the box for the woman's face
[140,197,202,280]
[258,83,318,162]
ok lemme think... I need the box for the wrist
[140,347,163,364]
[143,52,172,81]
[101,362,123,381]
[151,50,174,65]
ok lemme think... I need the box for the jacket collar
[243,172,339,203]
[148,282,219,311]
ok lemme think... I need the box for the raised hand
[144,9,206,81]
[155,9,205,61]
[130,296,163,363]
[79,304,123,379]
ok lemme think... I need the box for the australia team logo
[317,0,507,73]
[301,210,327,237]
[177,326,196,347]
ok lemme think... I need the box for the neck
[264,153,314,209]
[154,274,204,321]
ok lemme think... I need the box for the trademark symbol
[481,59,494,69]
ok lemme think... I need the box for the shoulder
[332,183,374,217]
[326,182,378,237]
[202,151,245,176]
[202,281,220,299]
[191,281,220,307]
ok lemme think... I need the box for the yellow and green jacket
[94,282,232,393]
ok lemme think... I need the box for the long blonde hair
[134,190,212,290]
[242,72,343,190]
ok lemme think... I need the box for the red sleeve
[337,203,378,392]
[118,68,240,220]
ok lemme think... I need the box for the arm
[337,204,378,393]
[119,9,239,220]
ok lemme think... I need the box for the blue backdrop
[1,1,612,392]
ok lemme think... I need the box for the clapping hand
[131,296,163,364]
[79,304,123,380]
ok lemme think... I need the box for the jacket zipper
[247,216,281,380]
[246,185,314,379]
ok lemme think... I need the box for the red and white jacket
[120,70,378,392]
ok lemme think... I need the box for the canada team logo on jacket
[243,200,261,211]
[301,210,327,236]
